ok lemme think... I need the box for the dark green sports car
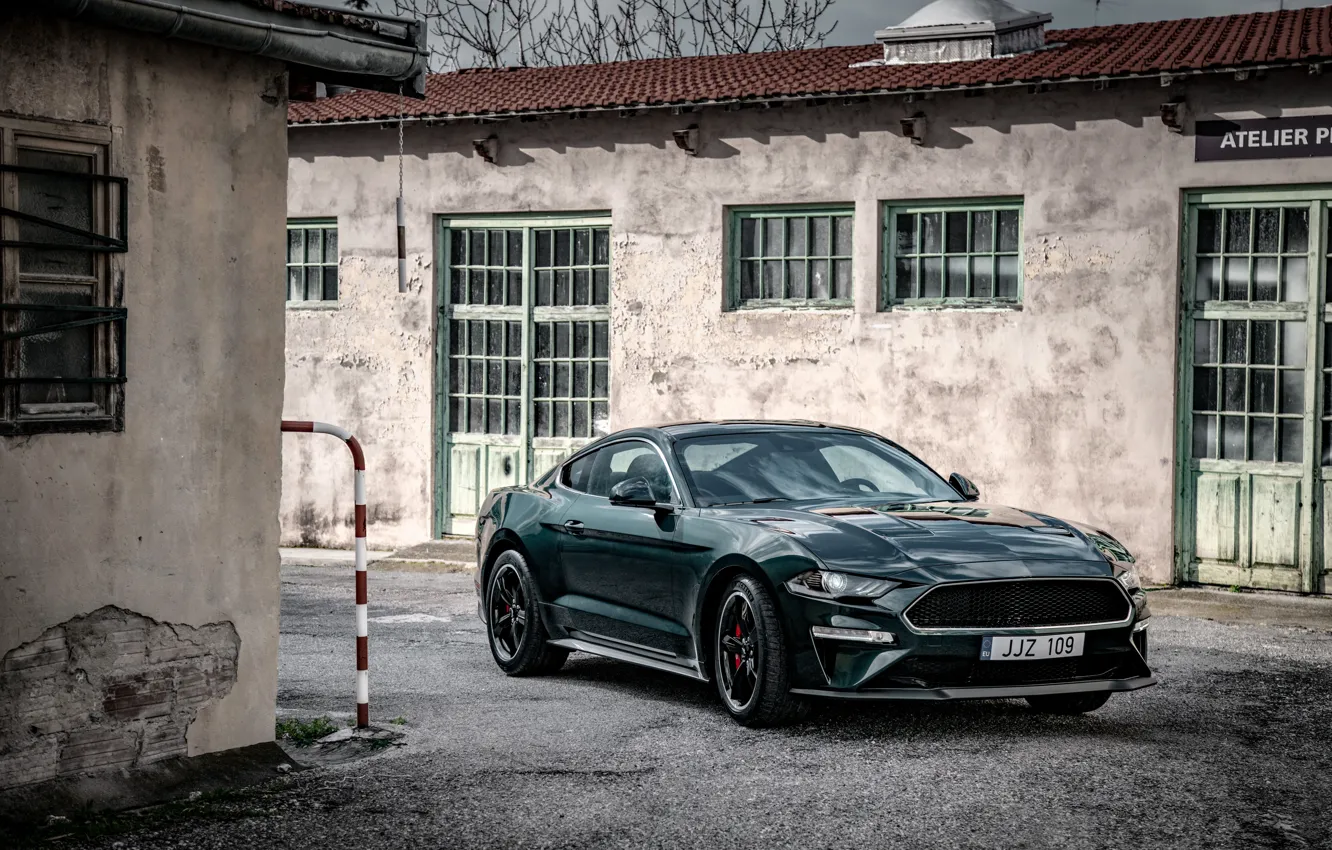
[474,421,1155,726]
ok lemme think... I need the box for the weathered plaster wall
[284,69,1332,582]
[0,19,287,786]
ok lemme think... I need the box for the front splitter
[791,675,1157,701]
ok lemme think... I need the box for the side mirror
[609,477,657,507]
[949,473,980,502]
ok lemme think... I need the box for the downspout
[42,0,427,96]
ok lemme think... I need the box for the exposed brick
[0,607,239,790]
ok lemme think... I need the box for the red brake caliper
[734,623,742,670]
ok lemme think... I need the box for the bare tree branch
[354,0,836,71]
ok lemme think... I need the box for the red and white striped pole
[281,419,370,728]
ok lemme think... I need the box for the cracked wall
[284,69,1332,581]
[0,15,286,789]
[0,607,240,788]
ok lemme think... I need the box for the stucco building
[0,0,424,797]
[283,2,1332,598]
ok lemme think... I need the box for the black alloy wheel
[712,575,808,727]
[485,549,568,676]
[1025,691,1112,714]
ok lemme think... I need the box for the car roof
[651,419,877,439]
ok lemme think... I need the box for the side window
[287,219,338,303]
[886,201,1022,307]
[587,441,677,503]
[562,450,597,493]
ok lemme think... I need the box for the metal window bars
[0,303,128,386]
[0,164,128,251]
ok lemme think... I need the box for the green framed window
[286,219,338,303]
[885,200,1023,306]
[729,206,853,308]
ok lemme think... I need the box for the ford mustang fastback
[474,421,1154,726]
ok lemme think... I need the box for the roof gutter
[42,0,428,97]
[288,59,1317,128]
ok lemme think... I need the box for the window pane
[786,217,807,256]
[1252,321,1276,364]
[1254,257,1278,301]
[786,260,807,299]
[810,260,830,299]
[971,256,993,298]
[834,216,853,256]
[535,323,552,358]
[1193,367,1217,411]
[1194,319,1219,364]
[1224,257,1249,301]
[833,259,852,300]
[506,361,521,396]
[534,401,550,437]
[971,211,994,252]
[505,400,521,436]
[764,218,783,257]
[506,322,521,357]
[1250,417,1275,462]
[895,214,917,254]
[997,210,1019,252]
[811,217,830,256]
[593,363,609,396]
[469,269,485,304]
[573,269,590,305]
[593,321,609,358]
[1197,209,1221,253]
[1222,321,1246,364]
[554,270,571,305]
[1283,257,1309,302]
[535,230,552,266]
[1221,369,1245,411]
[323,228,338,263]
[487,270,504,304]
[534,362,550,398]
[895,258,916,300]
[946,257,967,297]
[305,268,321,301]
[536,270,552,306]
[1281,419,1303,463]
[554,363,570,397]
[1281,321,1306,367]
[554,230,571,265]
[1255,208,1280,253]
[1284,208,1309,253]
[921,213,942,253]
[487,230,504,266]
[1195,257,1219,301]
[486,321,503,356]
[470,231,485,264]
[508,271,522,306]
[17,149,95,277]
[593,269,610,305]
[288,267,303,301]
[305,228,322,263]
[762,260,782,299]
[1225,208,1251,253]
[1193,414,1217,458]
[739,261,759,301]
[593,228,610,264]
[555,323,571,358]
[1250,369,1275,413]
[554,401,570,437]
[1221,416,1246,459]
[289,228,304,263]
[740,219,758,258]
[16,283,94,406]
[323,266,338,301]
[996,256,1019,298]
[945,211,968,253]
[573,362,589,398]
[573,322,590,358]
[921,258,942,298]
[507,230,523,266]
[1280,370,1304,414]
[574,229,590,265]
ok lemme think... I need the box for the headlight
[786,570,899,601]
[1115,568,1142,592]
[1087,530,1135,565]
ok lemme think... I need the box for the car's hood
[707,499,1120,580]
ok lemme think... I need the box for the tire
[1025,691,1112,715]
[485,549,569,676]
[712,575,808,727]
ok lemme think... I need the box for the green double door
[436,215,611,536]
[1180,189,1332,594]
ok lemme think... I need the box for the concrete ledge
[1148,587,1332,630]
[0,742,297,823]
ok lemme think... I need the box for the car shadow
[556,652,1155,742]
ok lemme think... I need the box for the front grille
[905,579,1129,630]
[875,656,1118,689]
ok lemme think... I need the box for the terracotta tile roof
[288,7,1332,125]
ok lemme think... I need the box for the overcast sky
[831,1,1329,45]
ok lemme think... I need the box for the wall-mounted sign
[1196,116,1332,162]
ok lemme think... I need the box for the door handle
[563,520,585,535]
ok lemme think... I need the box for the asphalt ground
[56,566,1332,849]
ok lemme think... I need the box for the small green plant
[275,715,338,746]
[1229,584,1242,593]
[390,716,408,726]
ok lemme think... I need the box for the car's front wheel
[713,575,807,727]
[486,549,568,676]
[1025,691,1112,714]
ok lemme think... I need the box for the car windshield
[672,430,961,507]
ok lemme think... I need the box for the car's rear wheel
[713,575,807,727]
[486,550,568,676]
[1025,691,1112,714]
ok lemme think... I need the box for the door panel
[1182,199,1324,593]
[1193,472,1239,563]
[437,219,612,537]
[556,495,686,656]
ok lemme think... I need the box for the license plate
[980,633,1084,661]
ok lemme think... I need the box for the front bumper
[782,578,1154,698]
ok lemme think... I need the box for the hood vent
[868,0,1053,66]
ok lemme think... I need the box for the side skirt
[547,638,708,682]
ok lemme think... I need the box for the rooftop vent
[872,0,1053,65]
